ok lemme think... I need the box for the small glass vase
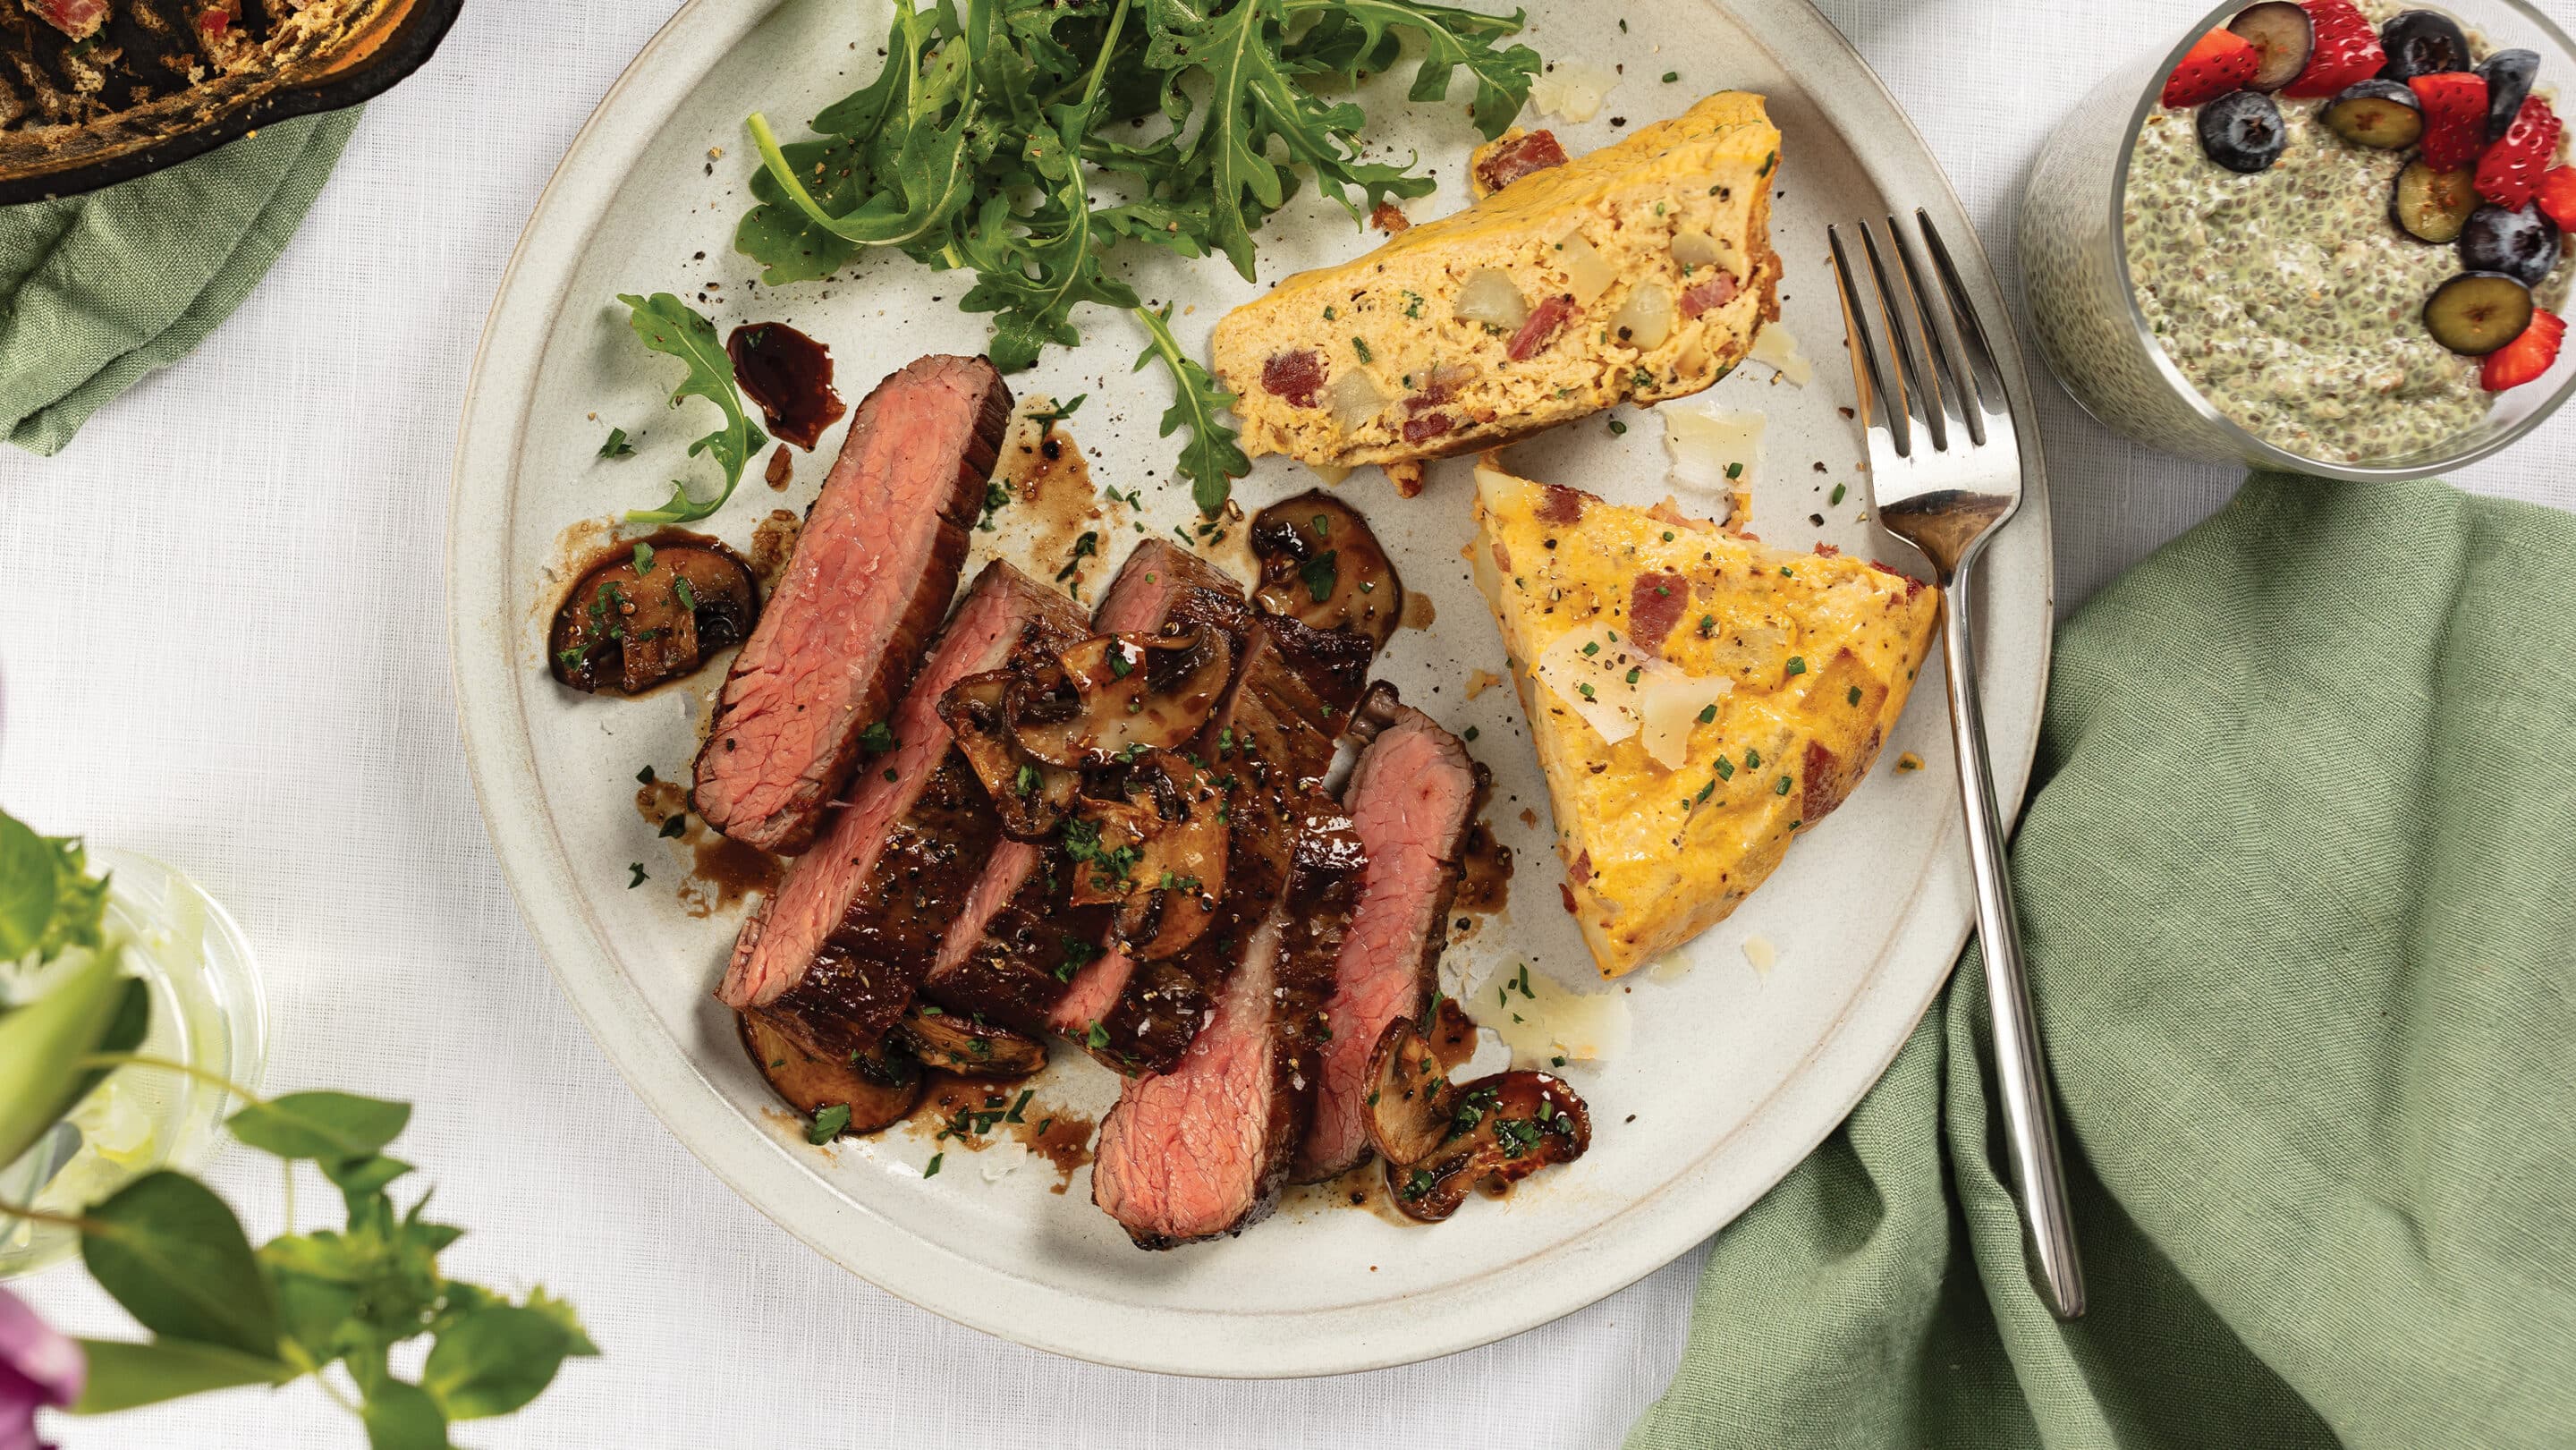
[0,847,267,1278]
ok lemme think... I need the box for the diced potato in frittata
[1212,92,1784,474]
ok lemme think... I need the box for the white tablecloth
[4,1,2569,1444]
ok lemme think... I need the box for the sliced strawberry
[2538,167,2576,232]
[2281,0,2384,98]
[2165,29,2260,108]
[2481,308,2563,391]
[2412,72,2491,173]
[2476,97,2563,210]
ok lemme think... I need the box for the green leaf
[0,945,139,1169]
[420,1306,573,1420]
[1131,302,1249,515]
[362,1378,453,1450]
[0,809,57,955]
[1297,0,1539,140]
[521,1285,602,1358]
[321,1153,416,1203]
[613,293,768,525]
[70,1337,293,1414]
[81,1171,280,1361]
[0,809,111,962]
[227,1092,412,1162]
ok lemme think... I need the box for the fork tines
[1828,212,2004,458]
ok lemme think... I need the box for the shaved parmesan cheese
[1530,62,1614,123]
[1534,627,1730,769]
[1750,321,1811,386]
[1663,403,1765,496]
[1483,962,1632,1067]
[1742,935,1777,975]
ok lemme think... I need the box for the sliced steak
[719,564,1085,1054]
[693,354,1010,853]
[1090,797,1363,1247]
[925,543,1237,1036]
[1292,686,1481,1183]
[1068,608,1345,1074]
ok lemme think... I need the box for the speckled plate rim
[446,0,2055,1378]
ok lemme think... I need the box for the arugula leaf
[1131,301,1250,515]
[730,0,1538,513]
[614,293,768,524]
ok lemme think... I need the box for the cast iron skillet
[0,0,460,205]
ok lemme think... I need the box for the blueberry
[2423,272,2534,357]
[2479,49,2540,141]
[2323,80,2424,149]
[2377,10,2471,81]
[2198,90,2287,174]
[2460,203,2564,289]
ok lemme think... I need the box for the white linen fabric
[3,1,2568,1445]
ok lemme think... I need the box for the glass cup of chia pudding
[2021,0,2576,478]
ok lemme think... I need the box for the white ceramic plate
[449,0,2054,1378]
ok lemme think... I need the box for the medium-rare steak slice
[1292,685,1481,1183]
[719,563,1085,1050]
[1090,797,1363,1248]
[1066,612,1345,1074]
[693,354,1010,854]
[923,542,1235,1036]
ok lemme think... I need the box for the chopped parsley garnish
[1107,648,1134,680]
[1352,336,1374,364]
[1402,291,1426,318]
[979,479,1013,531]
[1086,1022,1110,1051]
[1724,461,1744,480]
[659,814,688,839]
[1577,683,1597,700]
[1624,667,1641,684]
[923,1152,944,1178]
[1699,615,1716,638]
[1697,704,1718,724]
[626,862,648,888]
[1607,419,1628,436]
[859,721,897,754]
[1746,747,1762,768]
[636,764,657,784]
[674,577,699,613]
[1495,1116,1545,1158]
[599,427,635,458]
[632,541,657,573]
[807,1104,851,1143]
[1300,549,1340,604]
[1055,530,1101,583]
[1016,763,1041,797]
[1581,641,1600,657]
[1785,657,1807,676]
[1462,726,1479,742]
[1696,780,1716,803]
[1775,775,1793,795]
[1660,70,1679,82]
[1848,684,1863,706]
[1402,1168,1436,1200]
[1715,755,1735,779]
[1829,482,1848,505]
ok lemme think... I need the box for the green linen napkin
[1631,472,2576,1449]
[0,108,359,457]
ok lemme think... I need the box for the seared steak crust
[720,562,1086,1020]
[750,751,1000,1056]
[694,354,1011,854]
[1091,795,1362,1247]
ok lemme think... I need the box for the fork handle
[1941,555,2087,1319]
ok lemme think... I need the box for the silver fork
[1828,210,2086,1320]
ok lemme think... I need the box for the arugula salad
[614,0,1544,521]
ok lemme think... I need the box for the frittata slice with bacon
[1470,459,1938,977]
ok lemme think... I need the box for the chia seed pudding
[2123,0,2572,465]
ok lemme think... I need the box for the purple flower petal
[0,1288,80,1415]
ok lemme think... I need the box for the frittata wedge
[1212,92,1784,478]
[1470,459,1938,978]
